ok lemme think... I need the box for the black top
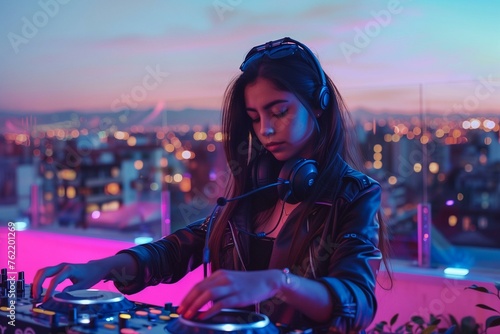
[248,236,275,271]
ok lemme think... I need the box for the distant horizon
[1,77,499,116]
[1,105,499,125]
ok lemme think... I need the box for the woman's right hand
[33,259,110,302]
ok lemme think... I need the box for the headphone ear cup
[278,158,318,204]
[317,85,330,111]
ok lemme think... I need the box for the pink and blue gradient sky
[0,0,499,115]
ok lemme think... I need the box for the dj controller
[0,269,301,334]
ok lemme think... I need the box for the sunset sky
[0,0,499,115]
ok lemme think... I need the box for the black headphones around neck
[251,152,318,204]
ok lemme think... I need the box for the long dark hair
[209,45,391,277]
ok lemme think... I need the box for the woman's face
[244,77,317,161]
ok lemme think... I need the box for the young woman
[33,37,390,333]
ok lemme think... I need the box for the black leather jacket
[115,159,382,333]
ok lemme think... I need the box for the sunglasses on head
[239,37,302,71]
[239,37,331,111]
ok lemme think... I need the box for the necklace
[281,201,299,217]
[283,206,292,217]
[260,201,298,238]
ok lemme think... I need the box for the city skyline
[2,108,499,253]
[1,1,499,115]
[2,106,499,139]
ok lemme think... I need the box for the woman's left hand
[177,269,282,320]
